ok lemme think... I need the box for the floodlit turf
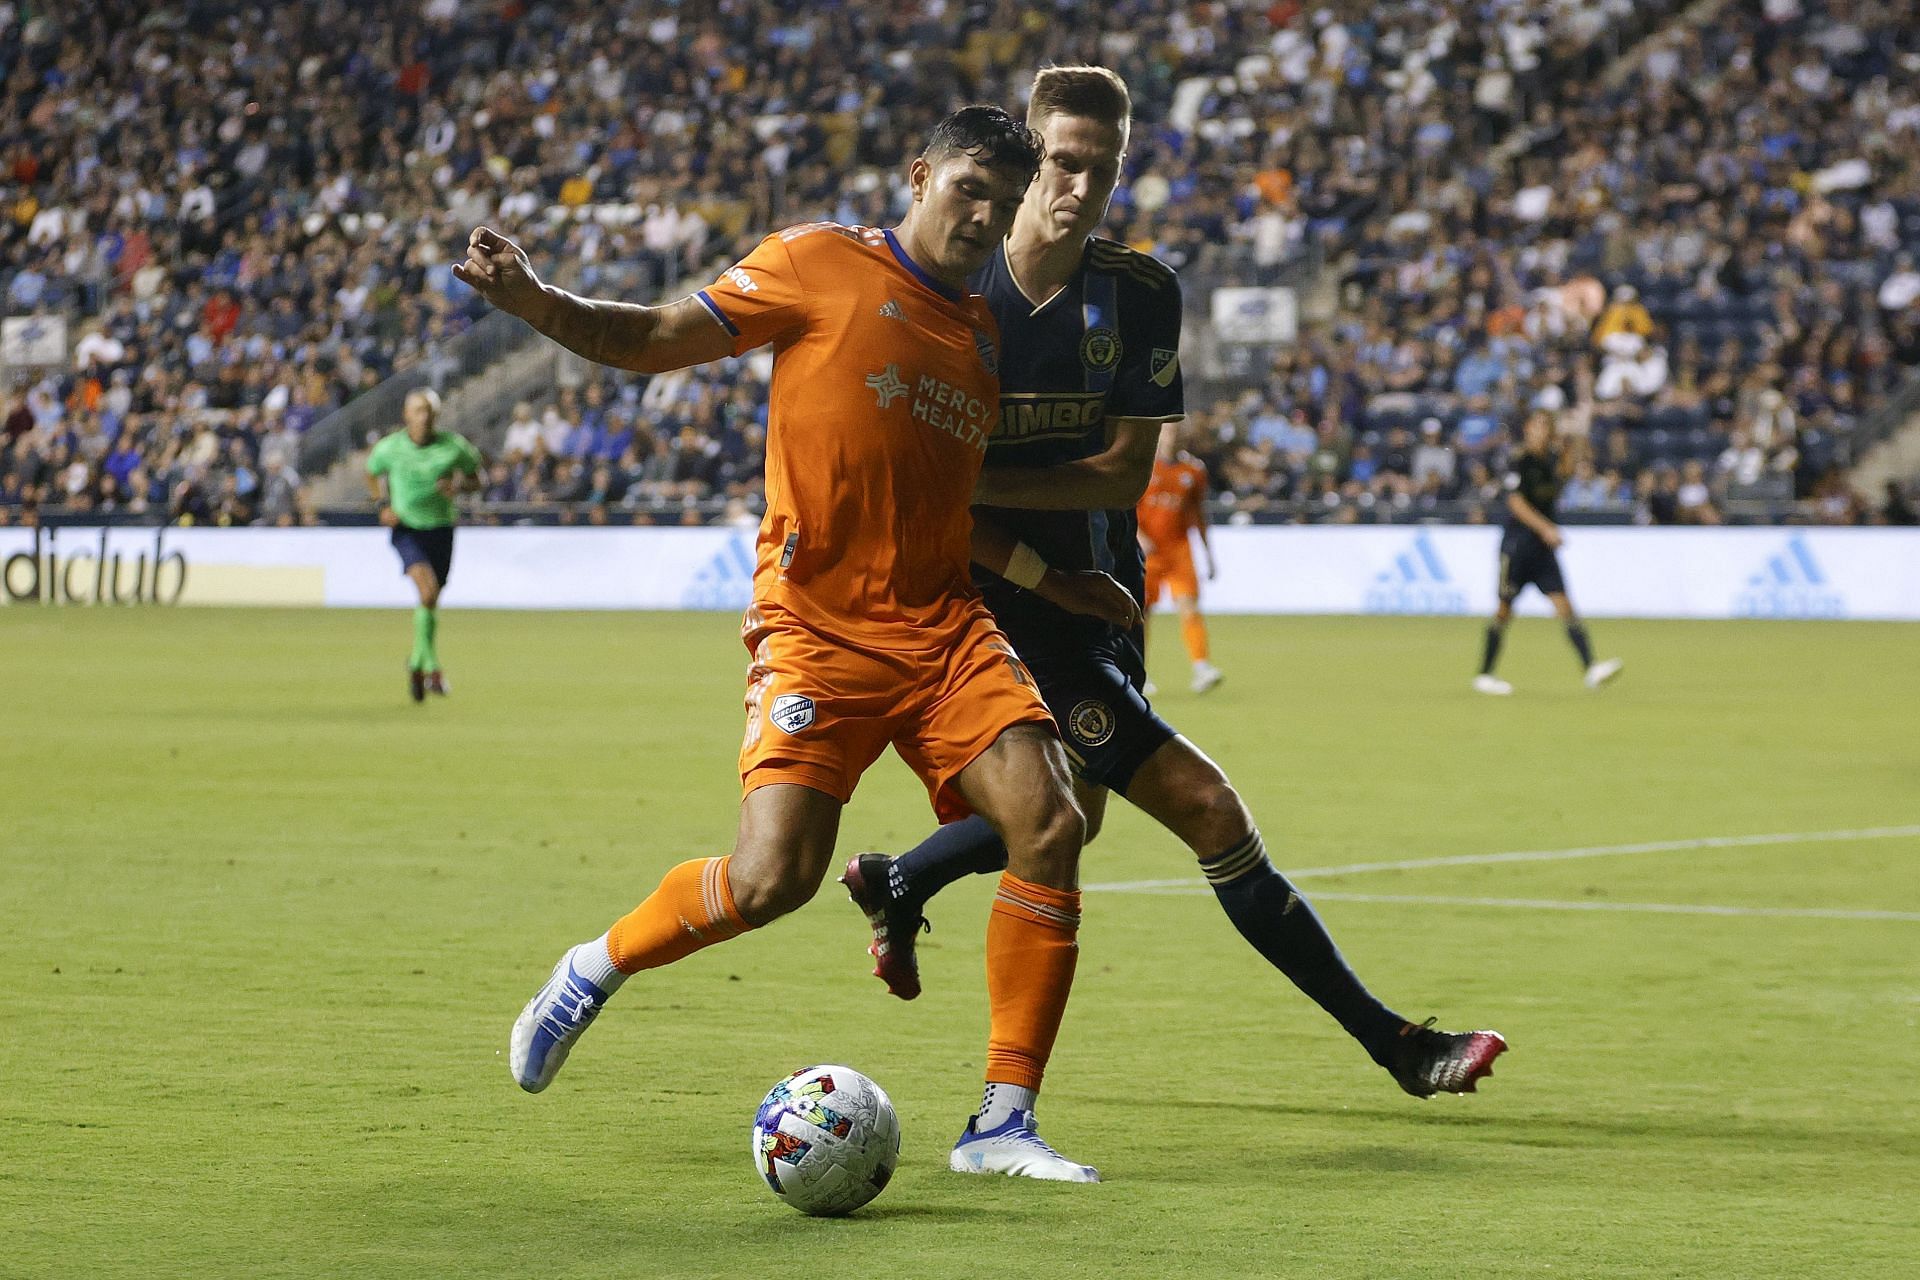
[3,606,1916,1279]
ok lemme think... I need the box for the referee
[1475,411,1622,695]
[365,388,483,702]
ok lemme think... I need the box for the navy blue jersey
[971,236,1185,657]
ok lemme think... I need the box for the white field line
[1086,825,1920,893]
[1090,888,1920,923]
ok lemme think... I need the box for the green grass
[3,608,1916,1278]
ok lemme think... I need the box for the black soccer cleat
[408,667,427,703]
[1388,1018,1509,1098]
[839,853,930,1001]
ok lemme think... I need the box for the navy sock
[1566,622,1594,668]
[1202,832,1406,1063]
[1480,624,1505,675]
[891,813,1007,911]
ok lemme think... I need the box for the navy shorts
[1498,529,1565,601]
[392,524,455,585]
[1023,631,1177,795]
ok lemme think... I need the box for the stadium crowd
[3,0,1917,527]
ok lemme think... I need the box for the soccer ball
[751,1064,901,1216]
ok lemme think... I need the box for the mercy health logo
[1733,535,1844,618]
[1364,532,1468,615]
[682,531,756,610]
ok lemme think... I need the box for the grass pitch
[3,607,1916,1278]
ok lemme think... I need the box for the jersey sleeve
[1111,271,1184,421]
[366,436,391,476]
[694,234,809,357]
[455,434,484,475]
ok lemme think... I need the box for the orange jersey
[1137,455,1208,548]
[697,224,1002,649]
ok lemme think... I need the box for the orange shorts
[738,601,1055,822]
[1145,540,1199,605]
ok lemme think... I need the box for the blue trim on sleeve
[882,229,965,302]
[695,290,740,337]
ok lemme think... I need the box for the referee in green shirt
[366,388,484,702]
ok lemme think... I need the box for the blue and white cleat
[509,945,609,1093]
[949,1109,1100,1182]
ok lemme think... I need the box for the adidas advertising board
[2,527,1915,619]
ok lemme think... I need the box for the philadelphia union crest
[1067,699,1116,747]
[1079,326,1122,372]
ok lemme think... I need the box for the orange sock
[1181,611,1211,663]
[606,856,752,973]
[984,873,1081,1090]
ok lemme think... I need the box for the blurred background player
[1476,412,1624,696]
[459,108,1106,1182]
[364,388,482,702]
[844,67,1508,1105]
[1138,422,1222,694]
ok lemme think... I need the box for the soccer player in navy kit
[843,66,1508,1101]
[1474,411,1624,696]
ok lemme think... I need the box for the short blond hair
[1027,65,1131,144]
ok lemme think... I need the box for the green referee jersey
[366,428,483,529]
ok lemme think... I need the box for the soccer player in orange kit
[1138,423,1222,694]
[453,106,1107,1182]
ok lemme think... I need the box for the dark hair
[922,105,1045,181]
[1027,65,1132,139]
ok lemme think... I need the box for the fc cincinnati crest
[770,694,816,734]
[1067,699,1116,747]
[974,330,999,375]
[1080,327,1122,372]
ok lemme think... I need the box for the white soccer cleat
[509,944,610,1093]
[1190,660,1223,694]
[1472,674,1514,696]
[949,1109,1100,1182]
[1584,658,1624,689]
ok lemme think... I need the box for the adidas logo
[878,300,905,320]
[1364,533,1468,614]
[1734,534,1844,618]
[681,531,756,610]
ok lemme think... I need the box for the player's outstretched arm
[453,227,732,374]
[972,416,1164,510]
[970,515,1141,628]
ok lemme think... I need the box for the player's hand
[1543,527,1564,550]
[377,506,399,527]
[1036,570,1142,629]
[435,475,458,499]
[452,227,547,321]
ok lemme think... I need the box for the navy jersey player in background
[843,66,1508,1101]
[1474,411,1624,696]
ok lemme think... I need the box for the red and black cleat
[1388,1019,1509,1098]
[408,667,427,703]
[838,853,929,1002]
[427,671,450,697]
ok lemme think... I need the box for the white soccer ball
[751,1064,901,1216]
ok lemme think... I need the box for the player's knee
[1182,779,1251,854]
[1015,792,1086,886]
[729,860,820,925]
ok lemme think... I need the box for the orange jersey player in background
[456,106,1108,1182]
[1137,422,1221,693]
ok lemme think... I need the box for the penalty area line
[1086,824,1920,893]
